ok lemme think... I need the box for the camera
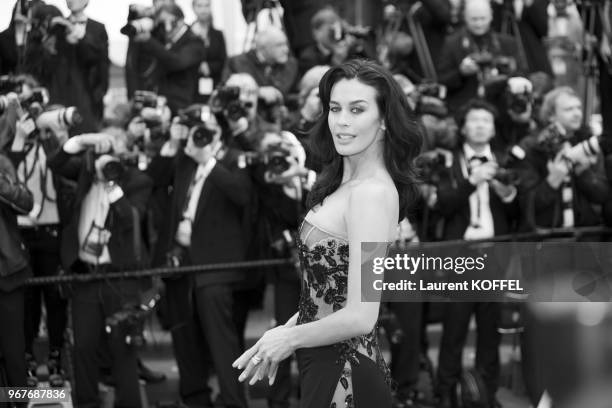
[505,88,532,116]
[414,83,448,118]
[177,104,216,148]
[469,52,516,77]
[21,88,49,113]
[535,123,569,159]
[105,288,161,347]
[133,90,167,112]
[120,4,159,39]
[210,86,251,122]
[239,144,292,175]
[0,76,23,95]
[99,153,139,183]
[562,134,612,166]
[36,107,82,130]
[415,149,451,184]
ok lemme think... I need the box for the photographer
[124,0,174,98]
[29,0,109,133]
[519,86,610,230]
[244,130,314,408]
[434,99,518,408]
[2,77,77,387]
[131,4,206,114]
[222,26,298,104]
[437,0,525,113]
[297,7,349,76]
[47,132,152,408]
[0,116,33,395]
[0,0,44,75]
[191,0,227,103]
[491,0,553,76]
[146,108,251,408]
[493,76,538,150]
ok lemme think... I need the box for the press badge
[198,77,214,95]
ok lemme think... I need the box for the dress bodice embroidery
[295,219,391,385]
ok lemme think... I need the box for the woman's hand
[232,325,295,386]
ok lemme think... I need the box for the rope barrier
[23,226,612,286]
[25,258,295,286]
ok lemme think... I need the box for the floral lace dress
[295,219,392,408]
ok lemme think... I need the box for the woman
[191,0,227,101]
[233,59,423,407]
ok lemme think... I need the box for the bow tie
[469,155,488,164]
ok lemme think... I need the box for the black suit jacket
[190,26,227,89]
[223,50,299,96]
[0,153,33,292]
[518,130,610,230]
[437,28,524,113]
[47,149,153,272]
[492,0,552,76]
[436,149,519,240]
[147,147,253,287]
[139,28,206,114]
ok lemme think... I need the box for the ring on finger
[251,355,262,365]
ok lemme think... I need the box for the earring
[380,124,387,131]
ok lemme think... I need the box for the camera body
[210,86,250,122]
[120,4,161,39]
[0,76,23,95]
[239,144,292,175]
[469,51,516,78]
[105,289,161,347]
[177,104,216,148]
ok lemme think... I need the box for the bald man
[222,26,298,104]
[437,0,525,113]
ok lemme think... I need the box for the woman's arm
[288,182,396,347]
[233,182,397,382]
[284,312,298,328]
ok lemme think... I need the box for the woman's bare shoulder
[347,176,398,203]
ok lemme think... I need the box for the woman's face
[328,78,384,157]
[193,0,212,23]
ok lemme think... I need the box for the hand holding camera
[460,56,480,76]
[546,152,571,189]
[64,133,114,154]
[469,161,498,185]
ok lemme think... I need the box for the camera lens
[102,160,124,183]
[265,151,290,175]
[191,125,215,148]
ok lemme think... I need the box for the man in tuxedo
[437,0,524,113]
[434,99,518,408]
[134,4,206,114]
[223,26,299,105]
[47,132,152,408]
[147,110,251,408]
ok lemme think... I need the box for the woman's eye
[351,107,363,114]
[329,106,340,113]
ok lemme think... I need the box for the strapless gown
[295,219,392,408]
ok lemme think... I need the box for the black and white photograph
[1,0,612,407]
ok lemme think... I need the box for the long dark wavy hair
[306,59,423,221]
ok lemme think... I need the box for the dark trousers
[21,226,66,354]
[0,289,27,388]
[165,276,246,408]
[268,270,300,408]
[436,302,501,401]
[71,278,142,408]
[388,301,423,397]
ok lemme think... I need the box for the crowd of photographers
[1,0,612,407]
